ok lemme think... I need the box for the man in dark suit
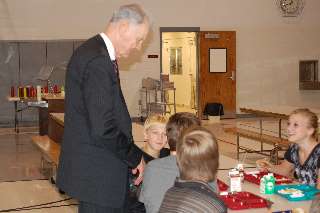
[56,4,150,213]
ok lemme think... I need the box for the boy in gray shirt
[140,112,218,213]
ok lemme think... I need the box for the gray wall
[0,40,83,126]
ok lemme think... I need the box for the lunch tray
[244,171,293,185]
[219,191,268,210]
[217,179,229,192]
[275,184,320,201]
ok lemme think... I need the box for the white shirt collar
[99,32,116,61]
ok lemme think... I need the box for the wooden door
[199,31,236,118]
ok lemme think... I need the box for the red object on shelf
[244,171,293,185]
[30,86,35,97]
[44,86,48,93]
[217,179,229,192]
[219,191,268,210]
[18,87,24,98]
[26,86,31,97]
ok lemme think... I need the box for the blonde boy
[142,114,169,163]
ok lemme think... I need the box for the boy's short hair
[144,113,167,131]
[166,112,200,151]
[176,126,219,182]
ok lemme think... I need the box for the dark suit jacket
[56,34,143,208]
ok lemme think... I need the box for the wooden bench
[31,135,61,179]
[225,128,291,164]
[48,113,64,143]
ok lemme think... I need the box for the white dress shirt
[99,32,116,61]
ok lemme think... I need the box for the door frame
[160,27,200,115]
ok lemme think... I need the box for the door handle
[229,71,235,81]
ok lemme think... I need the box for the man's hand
[132,157,145,185]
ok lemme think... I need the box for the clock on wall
[277,0,305,17]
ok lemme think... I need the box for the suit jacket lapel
[95,34,109,56]
[95,35,129,114]
[94,34,119,81]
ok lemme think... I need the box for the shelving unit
[139,87,157,119]
[148,74,176,115]
[139,76,176,118]
[148,86,176,115]
[139,78,159,120]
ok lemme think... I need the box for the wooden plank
[39,96,64,135]
[48,115,64,143]
[226,128,290,148]
[31,135,60,166]
[50,112,64,126]
[240,107,288,119]
[240,105,320,120]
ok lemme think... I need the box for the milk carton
[260,173,275,194]
[229,169,242,192]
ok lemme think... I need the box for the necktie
[112,60,120,83]
[112,60,119,72]
[112,60,125,103]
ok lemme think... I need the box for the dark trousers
[79,201,128,213]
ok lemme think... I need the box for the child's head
[166,112,200,152]
[176,126,219,183]
[288,108,319,142]
[144,114,168,153]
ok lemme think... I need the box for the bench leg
[50,166,57,185]
[279,119,282,138]
[259,119,264,151]
[274,144,279,165]
[39,155,56,179]
[270,144,280,164]
[51,165,57,183]
[237,134,240,160]
[260,140,264,152]
[40,156,45,170]
[270,149,274,164]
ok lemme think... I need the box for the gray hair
[110,4,148,25]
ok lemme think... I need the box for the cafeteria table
[217,154,311,212]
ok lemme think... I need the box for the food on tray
[278,188,303,195]
[246,170,260,175]
[290,193,304,198]
[275,184,320,201]
[244,171,293,185]
[220,191,228,196]
[276,177,291,182]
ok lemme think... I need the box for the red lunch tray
[244,171,293,185]
[217,179,229,192]
[219,191,269,210]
